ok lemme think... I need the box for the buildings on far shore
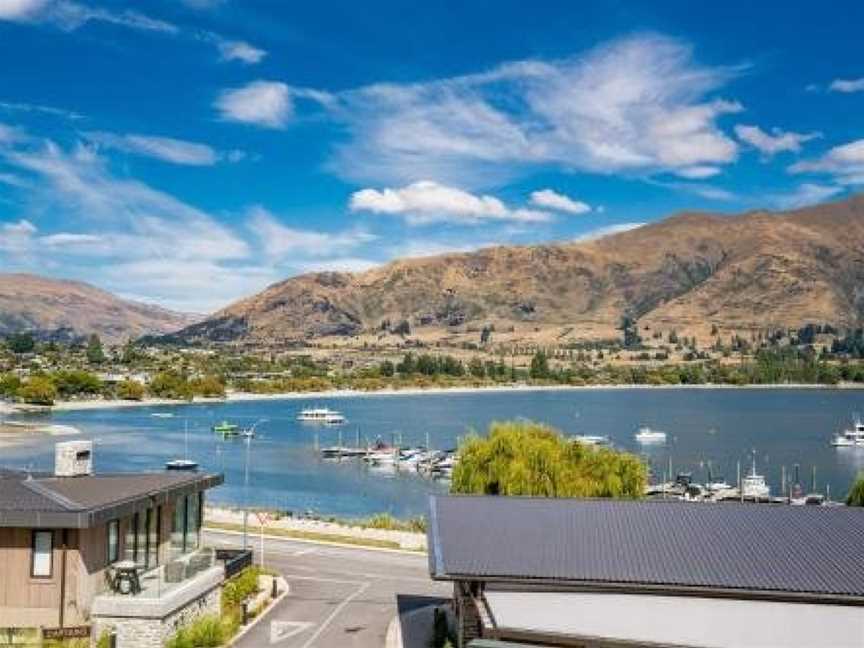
[428,495,864,648]
[0,440,229,647]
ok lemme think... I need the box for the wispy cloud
[789,139,864,185]
[0,100,84,120]
[734,124,820,157]
[572,222,645,242]
[0,1,267,65]
[772,183,844,209]
[246,206,377,260]
[350,180,554,225]
[829,78,864,93]
[82,131,244,166]
[529,189,591,214]
[302,34,745,185]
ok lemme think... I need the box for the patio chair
[187,552,212,575]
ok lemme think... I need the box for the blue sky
[0,0,862,312]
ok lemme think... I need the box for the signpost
[254,511,272,567]
[44,627,90,640]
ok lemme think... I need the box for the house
[0,440,229,647]
[427,495,864,648]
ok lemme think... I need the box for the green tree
[452,421,647,498]
[52,370,102,398]
[0,374,22,398]
[529,351,550,379]
[468,357,485,379]
[379,360,395,377]
[18,375,58,405]
[846,474,864,506]
[117,379,145,401]
[190,374,226,398]
[149,371,193,400]
[6,333,35,354]
[86,334,106,364]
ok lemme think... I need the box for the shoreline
[9,381,864,413]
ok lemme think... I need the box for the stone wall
[93,584,220,648]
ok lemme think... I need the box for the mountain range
[0,274,197,344]
[168,194,864,347]
[4,195,863,348]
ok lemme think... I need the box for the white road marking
[299,580,371,648]
[292,548,318,557]
[270,621,314,644]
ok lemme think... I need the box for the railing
[101,547,218,600]
[217,548,253,579]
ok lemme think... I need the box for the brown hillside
[174,195,864,347]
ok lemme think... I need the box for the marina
[2,387,864,517]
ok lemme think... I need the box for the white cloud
[215,81,291,129]
[0,0,49,20]
[0,101,84,120]
[217,40,266,64]
[572,222,645,242]
[292,258,382,274]
[734,125,820,157]
[529,189,591,215]
[789,139,864,185]
[321,35,743,185]
[82,131,244,166]
[674,165,721,179]
[829,78,864,93]
[772,183,844,210]
[350,180,553,225]
[246,206,377,259]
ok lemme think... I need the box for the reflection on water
[2,388,863,516]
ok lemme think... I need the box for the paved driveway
[205,530,450,648]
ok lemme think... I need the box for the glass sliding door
[124,513,138,563]
[146,507,160,569]
[185,493,200,551]
[170,498,186,560]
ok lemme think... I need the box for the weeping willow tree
[846,474,864,506]
[451,420,647,498]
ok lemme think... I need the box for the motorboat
[635,427,667,444]
[297,407,346,425]
[212,421,239,436]
[741,457,770,499]
[165,459,198,471]
[830,416,864,447]
[151,412,174,418]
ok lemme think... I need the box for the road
[204,530,450,648]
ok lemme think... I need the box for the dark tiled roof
[428,495,864,602]
[0,469,222,528]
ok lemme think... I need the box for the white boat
[151,412,174,418]
[297,407,346,425]
[165,422,198,471]
[635,427,667,444]
[573,435,610,446]
[831,416,864,447]
[741,458,770,499]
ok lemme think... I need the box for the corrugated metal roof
[0,469,222,527]
[428,495,864,600]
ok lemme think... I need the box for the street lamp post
[243,434,251,550]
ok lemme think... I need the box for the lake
[3,387,863,517]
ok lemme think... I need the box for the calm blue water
[3,388,864,517]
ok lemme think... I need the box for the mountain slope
[173,195,864,346]
[0,274,197,343]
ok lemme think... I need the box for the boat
[830,416,864,447]
[165,422,198,471]
[212,421,239,436]
[573,435,610,446]
[296,407,346,425]
[240,418,267,439]
[165,459,198,471]
[635,427,667,444]
[741,457,770,499]
[151,412,174,418]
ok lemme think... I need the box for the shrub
[222,566,261,612]
[164,615,227,648]
[17,375,57,405]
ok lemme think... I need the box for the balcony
[91,548,237,619]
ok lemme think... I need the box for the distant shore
[4,381,864,414]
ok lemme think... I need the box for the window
[31,530,53,578]
[124,513,139,563]
[107,520,119,564]
[185,493,200,551]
